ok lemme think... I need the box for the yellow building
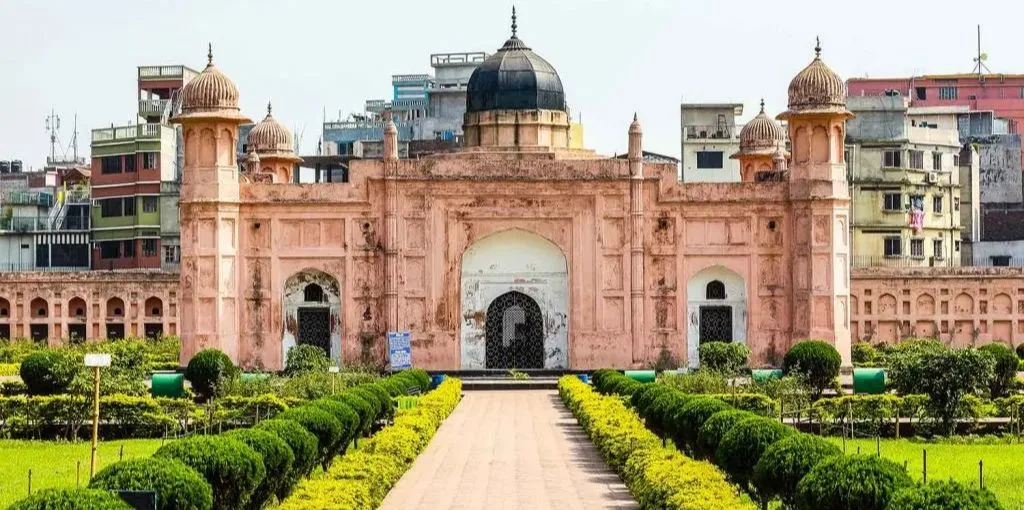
[846,96,965,267]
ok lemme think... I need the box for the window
[163,245,180,264]
[99,198,123,218]
[954,197,960,211]
[933,196,943,214]
[100,241,120,259]
[304,283,324,303]
[1020,86,1024,99]
[123,197,136,216]
[910,238,924,258]
[955,240,961,252]
[101,156,121,174]
[142,239,157,257]
[696,151,724,169]
[884,236,902,257]
[939,87,958,100]
[883,192,902,211]
[933,239,943,258]
[142,152,158,170]
[932,152,942,171]
[143,196,158,213]
[883,150,902,168]
[124,154,136,172]
[991,255,1011,267]
[122,240,135,258]
[953,154,960,167]
[908,150,925,170]
[705,280,726,300]
[915,87,927,100]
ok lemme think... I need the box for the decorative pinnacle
[266,101,272,116]
[760,98,765,113]
[814,36,821,58]
[511,6,517,37]
[633,112,638,122]
[207,43,213,65]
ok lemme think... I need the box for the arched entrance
[460,229,568,369]
[282,270,341,364]
[686,266,747,368]
[485,291,544,369]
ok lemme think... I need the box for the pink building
[174,22,854,371]
[847,74,1024,134]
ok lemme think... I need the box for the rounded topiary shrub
[154,435,265,510]
[853,341,881,365]
[254,418,318,496]
[345,388,383,424]
[308,398,360,458]
[752,433,842,507]
[699,341,751,375]
[783,340,842,397]
[378,378,405,398]
[20,350,79,395]
[184,349,238,401]
[274,406,343,468]
[672,396,732,453]
[1016,342,1024,359]
[222,428,294,510]
[406,368,432,391]
[647,391,692,437]
[714,416,796,487]
[357,384,394,419]
[284,344,330,376]
[886,480,1002,510]
[89,457,213,510]
[696,410,756,460]
[9,488,132,510]
[333,392,373,436]
[631,384,672,417]
[979,342,1019,398]
[795,455,913,510]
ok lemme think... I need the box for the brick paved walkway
[379,390,638,509]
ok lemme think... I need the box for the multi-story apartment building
[846,96,969,267]
[90,64,196,270]
[679,103,744,182]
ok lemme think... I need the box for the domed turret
[466,7,565,113]
[247,102,296,157]
[174,44,249,122]
[734,99,787,158]
[778,38,850,119]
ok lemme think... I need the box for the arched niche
[68,297,87,320]
[282,270,342,364]
[30,297,48,319]
[460,229,569,369]
[0,297,10,318]
[685,265,747,368]
[106,297,125,319]
[145,296,163,317]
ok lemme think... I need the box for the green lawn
[0,439,164,509]
[827,438,1024,510]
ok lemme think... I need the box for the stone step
[461,377,560,391]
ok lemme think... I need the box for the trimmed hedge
[979,342,1019,398]
[559,376,753,510]
[254,418,319,494]
[154,434,265,510]
[332,392,373,437]
[673,396,733,454]
[308,398,360,462]
[699,341,750,375]
[222,428,295,510]
[89,457,214,510]
[274,406,343,469]
[714,416,796,489]
[886,480,1003,510]
[751,433,842,507]
[20,350,78,395]
[697,410,756,460]
[278,377,463,509]
[284,345,330,376]
[184,349,239,401]
[9,488,132,510]
[795,455,913,510]
[783,340,842,397]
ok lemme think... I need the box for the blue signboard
[387,331,412,370]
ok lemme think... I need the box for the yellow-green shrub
[277,479,373,510]
[559,376,753,510]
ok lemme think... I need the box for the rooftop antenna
[71,114,79,161]
[971,24,991,77]
[45,109,61,163]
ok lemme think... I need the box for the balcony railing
[685,124,739,140]
[0,191,54,207]
[92,123,163,143]
[364,98,427,113]
[431,52,488,66]
[851,255,956,268]
[138,65,198,80]
[139,99,171,117]
[392,74,431,85]
[0,262,91,272]
[0,215,89,232]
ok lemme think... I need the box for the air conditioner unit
[926,172,938,183]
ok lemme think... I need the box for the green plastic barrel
[624,370,656,383]
[751,369,784,383]
[853,368,885,394]
[151,373,184,398]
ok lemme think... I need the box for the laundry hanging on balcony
[909,196,925,233]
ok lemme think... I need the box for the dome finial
[207,43,213,65]
[266,101,272,116]
[814,36,821,58]
[760,98,765,113]
[511,5,518,37]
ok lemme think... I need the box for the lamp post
[84,353,111,478]
[329,365,340,395]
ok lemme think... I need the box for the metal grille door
[297,308,331,355]
[699,306,733,343]
[485,291,544,369]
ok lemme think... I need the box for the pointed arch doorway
[485,291,544,369]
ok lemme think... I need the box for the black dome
[466,33,566,113]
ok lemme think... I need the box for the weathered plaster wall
[851,266,1024,347]
[685,265,747,367]
[977,135,1023,205]
[0,271,178,342]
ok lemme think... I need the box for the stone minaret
[171,45,251,363]
[777,39,853,365]
[732,99,788,182]
[628,114,645,364]
[383,114,400,336]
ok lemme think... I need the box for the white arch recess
[460,229,569,369]
[686,265,748,368]
[281,270,342,364]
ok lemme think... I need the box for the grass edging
[278,377,462,509]
[558,376,754,510]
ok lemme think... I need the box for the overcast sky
[1,0,1023,170]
